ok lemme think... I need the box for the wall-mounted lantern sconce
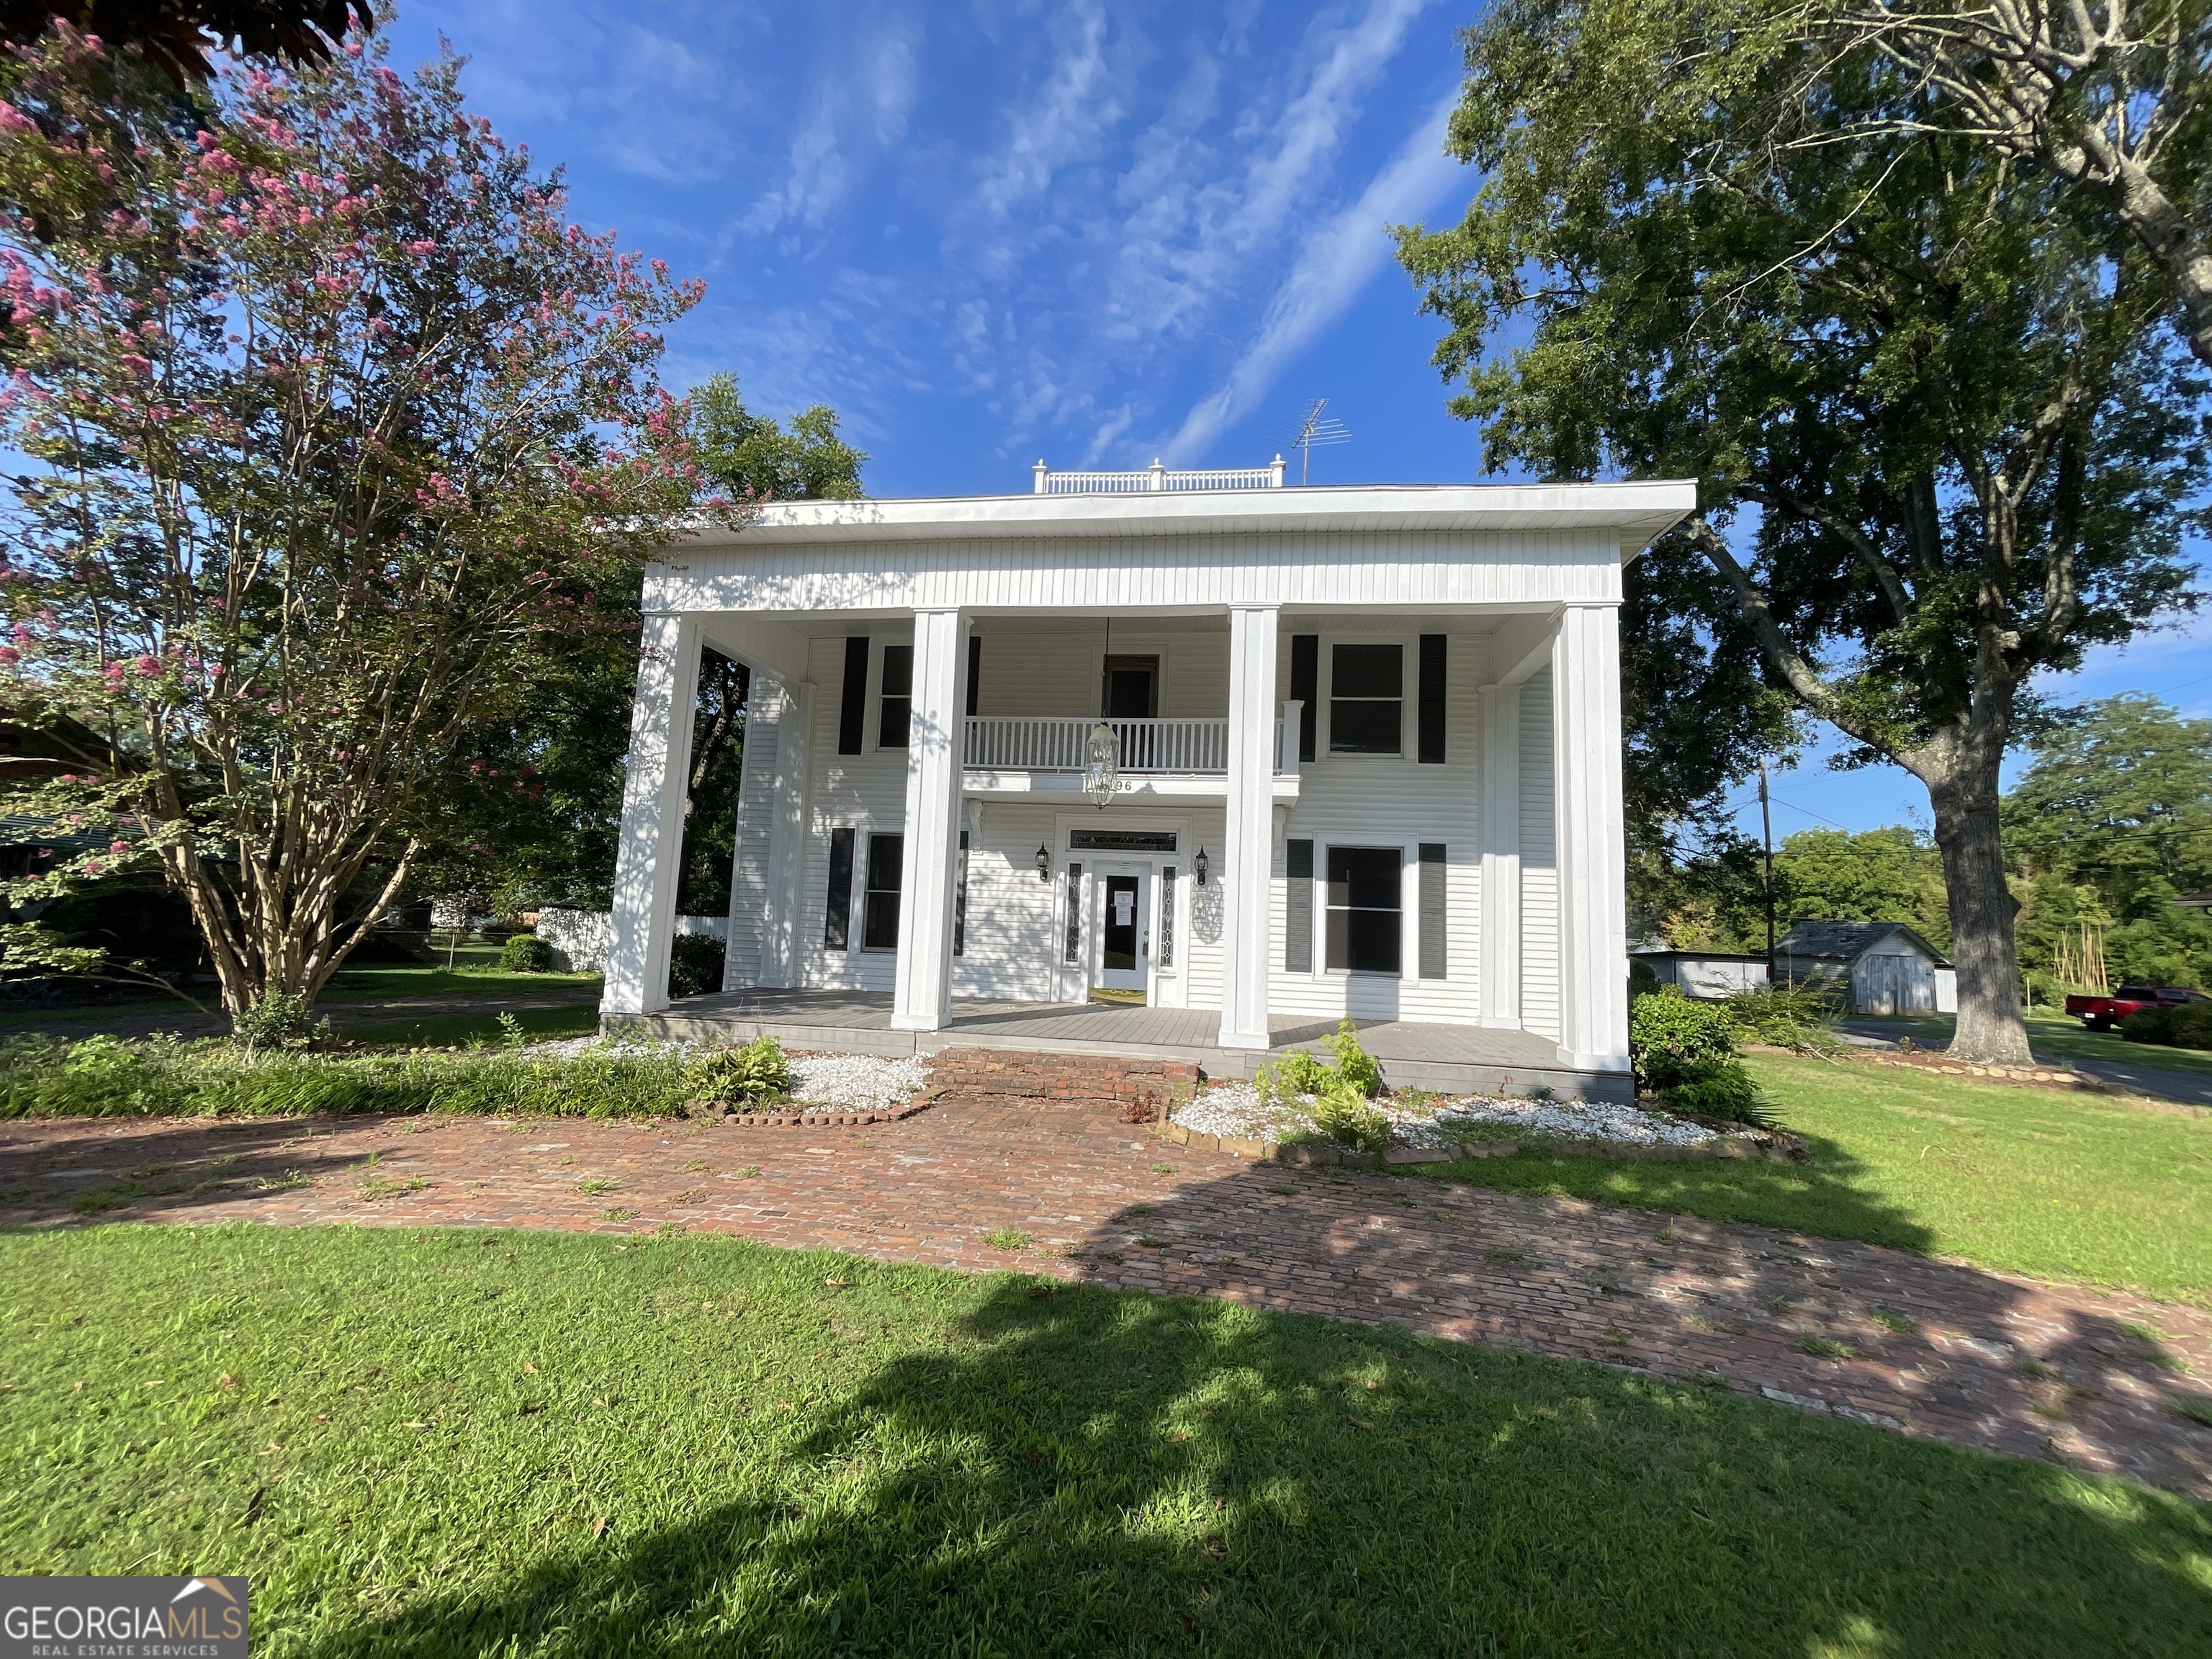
[1193,847,1210,886]
[1035,843,1053,883]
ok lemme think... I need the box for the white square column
[604,611,703,1016]
[1479,684,1523,1028]
[1219,603,1279,1051]
[891,607,968,1031]
[1551,603,1632,1072]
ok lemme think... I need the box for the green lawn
[320,963,603,1004]
[1404,1053,2212,1304]
[5,1225,2206,1656]
[1854,1010,2212,1079]
[346,1002,601,1050]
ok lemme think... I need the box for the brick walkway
[6,1094,2211,1498]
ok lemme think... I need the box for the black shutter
[1290,634,1318,762]
[965,633,981,716]
[837,637,869,755]
[1419,842,1447,979]
[824,827,854,949]
[953,830,969,957]
[1418,635,1446,764]
[1285,838,1314,973]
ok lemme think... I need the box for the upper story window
[878,644,912,747]
[1329,643,1401,755]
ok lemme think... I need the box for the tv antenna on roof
[1284,397,1350,485]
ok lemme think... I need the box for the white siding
[1264,628,1486,1025]
[950,804,1062,1002]
[794,630,911,992]
[970,620,1229,721]
[1519,666,1560,1040]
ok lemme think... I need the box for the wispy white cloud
[747,9,924,232]
[1161,84,1465,463]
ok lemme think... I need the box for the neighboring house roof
[1630,949,1773,963]
[1774,920,1951,968]
[2173,891,2212,912]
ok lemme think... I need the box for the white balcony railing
[1033,456,1286,494]
[964,712,1300,778]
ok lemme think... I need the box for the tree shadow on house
[266,1234,2212,1658]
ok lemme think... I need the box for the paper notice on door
[1114,891,1134,926]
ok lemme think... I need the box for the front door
[1098,868,1149,996]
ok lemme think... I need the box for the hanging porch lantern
[1083,719,1121,809]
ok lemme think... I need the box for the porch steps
[925,1046,1200,1124]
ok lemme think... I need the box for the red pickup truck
[2064,986,2209,1032]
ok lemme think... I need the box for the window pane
[880,644,913,696]
[1331,642,1401,698]
[1327,846,1402,910]
[878,695,910,748]
[1345,909,1401,974]
[863,890,901,950]
[866,834,904,892]
[1328,698,1401,754]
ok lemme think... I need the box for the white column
[1219,604,1278,1050]
[604,611,702,1016]
[1480,684,1523,1028]
[891,608,967,1031]
[1552,603,1631,1072]
[760,678,814,988]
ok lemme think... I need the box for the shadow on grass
[264,1254,2208,1658]
[1401,1120,1937,1254]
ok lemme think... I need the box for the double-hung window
[863,833,904,950]
[1326,845,1402,974]
[1329,644,1401,755]
[878,644,912,747]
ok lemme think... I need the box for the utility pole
[1758,758,1776,963]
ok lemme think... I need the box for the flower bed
[1177,1080,1720,1154]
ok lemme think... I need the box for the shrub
[1629,991,1737,1090]
[690,1035,792,1107]
[2123,1000,2212,1051]
[1658,1060,1773,1128]
[1310,1080,1390,1155]
[231,990,333,1052]
[1257,1021,1382,1101]
[0,1035,697,1120]
[669,933,727,999]
[498,934,557,973]
[1724,981,1843,1056]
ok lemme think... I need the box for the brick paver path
[7,1094,2210,1498]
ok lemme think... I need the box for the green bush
[1658,1059,1772,1127]
[0,1035,697,1120]
[1310,1080,1390,1154]
[230,990,333,1052]
[1724,981,1843,1056]
[2122,999,2212,1051]
[498,934,557,973]
[691,1035,793,1107]
[1629,991,1738,1090]
[1257,1021,1382,1102]
[669,933,727,999]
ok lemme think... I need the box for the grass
[348,1003,601,1051]
[320,963,604,1004]
[1401,1053,2212,1304]
[1854,1010,2212,1079]
[4,1223,2206,1657]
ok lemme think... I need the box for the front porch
[605,987,1627,1101]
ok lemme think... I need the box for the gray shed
[1773,921,1954,1015]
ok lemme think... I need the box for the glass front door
[1097,868,1149,996]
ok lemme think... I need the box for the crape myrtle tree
[0,25,705,1019]
[0,2,369,84]
[1396,0,2206,1064]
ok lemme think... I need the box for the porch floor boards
[606,989,1623,1102]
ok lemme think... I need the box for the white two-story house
[600,464,1695,1102]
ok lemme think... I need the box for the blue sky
[381,0,2209,840]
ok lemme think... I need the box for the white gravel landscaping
[1176,1079,1718,1150]
[515,1035,925,1113]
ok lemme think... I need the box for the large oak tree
[1398,0,2206,1062]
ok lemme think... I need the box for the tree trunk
[1926,760,2034,1066]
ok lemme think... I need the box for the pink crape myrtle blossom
[0,24,719,1021]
